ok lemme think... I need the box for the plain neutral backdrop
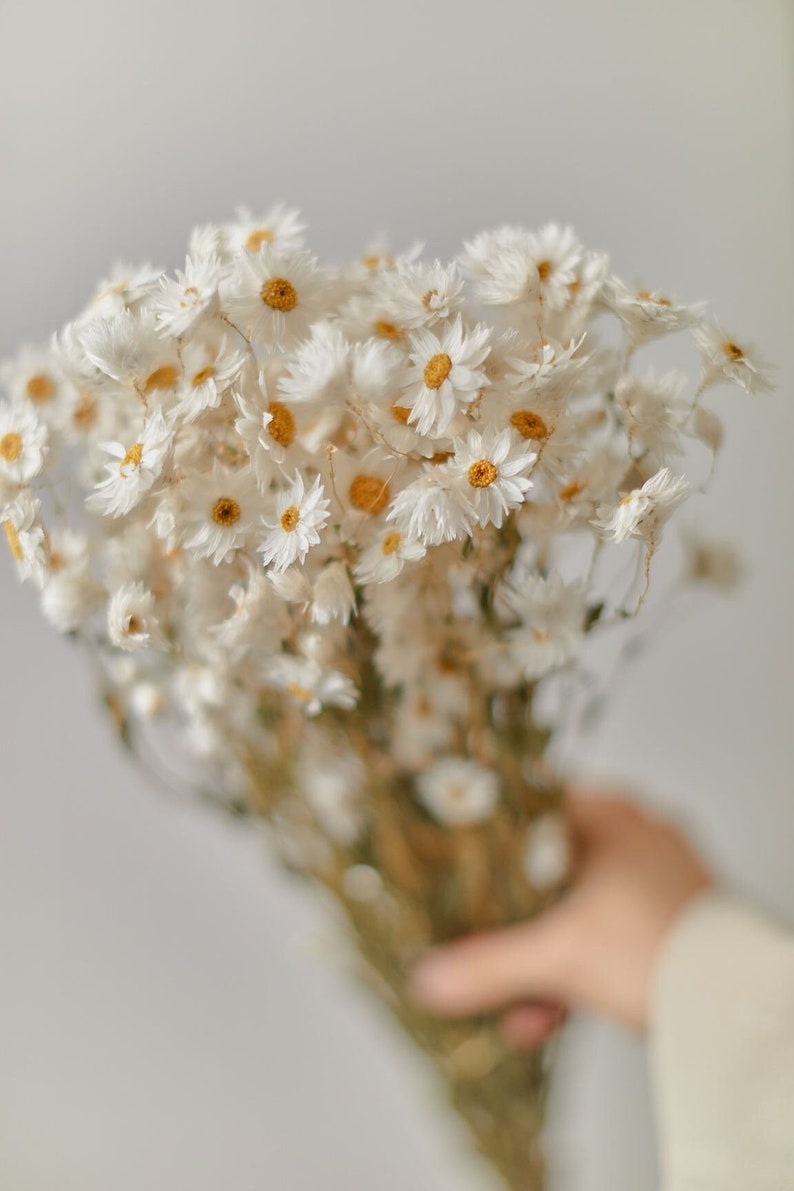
[1,2,792,1188]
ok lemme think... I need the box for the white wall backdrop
[0,2,792,1188]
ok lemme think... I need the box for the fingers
[410,909,570,1017]
[501,1001,567,1051]
[565,787,643,835]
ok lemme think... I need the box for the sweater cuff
[649,887,794,1191]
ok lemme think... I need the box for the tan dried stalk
[242,642,567,1191]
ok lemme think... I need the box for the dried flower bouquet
[0,206,770,1189]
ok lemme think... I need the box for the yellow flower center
[26,373,55,403]
[391,404,412,424]
[373,320,402,339]
[381,531,401,555]
[638,290,672,307]
[468,459,498,488]
[423,352,452,389]
[537,260,552,283]
[287,682,314,702]
[191,366,215,388]
[3,520,22,560]
[73,394,97,430]
[362,254,394,270]
[280,505,300,532]
[723,342,745,361]
[246,227,273,252]
[120,442,143,473]
[422,288,438,310]
[261,277,298,312]
[267,401,296,446]
[0,432,23,462]
[349,474,390,514]
[144,365,179,394]
[510,409,549,440]
[212,497,240,526]
[559,479,583,501]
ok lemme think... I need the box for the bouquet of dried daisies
[0,206,770,1189]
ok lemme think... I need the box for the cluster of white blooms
[0,206,770,858]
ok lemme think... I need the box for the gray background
[0,1,792,1187]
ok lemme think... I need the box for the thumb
[409,906,573,1018]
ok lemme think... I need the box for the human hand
[410,790,715,1045]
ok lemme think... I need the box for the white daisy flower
[499,571,586,679]
[461,223,582,312]
[107,581,166,652]
[2,489,48,587]
[277,321,351,404]
[310,561,356,625]
[329,449,407,531]
[386,470,472,546]
[226,204,307,255]
[188,223,231,270]
[506,335,586,397]
[233,370,302,485]
[77,325,178,424]
[692,322,774,395]
[483,384,582,479]
[523,812,570,891]
[177,460,263,565]
[266,564,313,608]
[379,259,465,329]
[337,292,408,345]
[40,529,98,633]
[79,310,182,401]
[88,262,163,318]
[87,410,173,518]
[0,401,48,486]
[0,343,66,414]
[553,449,630,525]
[393,690,456,769]
[259,472,330,572]
[261,654,358,716]
[152,254,222,337]
[602,278,704,346]
[175,333,246,423]
[592,466,690,545]
[615,367,690,466]
[400,317,491,437]
[59,381,120,451]
[210,567,289,662]
[416,758,499,826]
[222,246,326,349]
[298,744,367,847]
[560,250,610,329]
[361,398,448,459]
[349,339,406,404]
[354,528,426,585]
[441,426,536,529]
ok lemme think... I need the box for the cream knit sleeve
[649,888,794,1191]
